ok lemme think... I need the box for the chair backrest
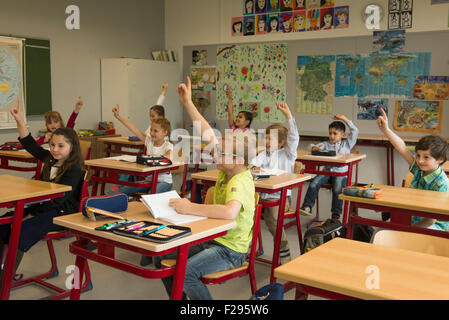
[403,172,414,188]
[372,229,449,258]
[350,145,359,154]
[79,139,92,161]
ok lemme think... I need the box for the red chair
[161,187,262,295]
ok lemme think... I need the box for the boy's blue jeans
[302,174,347,215]
[153,241,246,300]
[118,181,172,196]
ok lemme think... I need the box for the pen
[125,222,146,231]
[143,224,167,236]
[102,219,129,230]
[106,219,135,230]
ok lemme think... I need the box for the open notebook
[140,190,206,225]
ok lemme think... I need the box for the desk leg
[270,187,287,284]
[0,200,25,300]
[294,182,304,252]
[386,144,391,186]
[345,203,355,240]
[342,164,354,226]
[390,146,395,186]
[171,244,189,300]
[191,179,198,203]
[150,171,159,194]
[70,255,87,300]
[91,169,100,196]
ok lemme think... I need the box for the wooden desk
[84,158,185,196]
[0,150,42,180]
[98,136,145,157]
[442,161,449,175]
[297,152,366,225]
[0,175,71,300]
[190,169,312,284]
[274,237,449,300]
[339,184,449,240]
[53,201,236,300]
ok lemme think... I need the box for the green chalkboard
[24,38,52,116]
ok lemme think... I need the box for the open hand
[376,107,389,132]
[177,76,192,106]
[112,104,120,118]
[333,114,349,123]
[168,198,192,215]
[74,96,83,113]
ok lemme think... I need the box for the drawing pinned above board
[393,100,442,133]
[190,66,216,91]
[216,42,287,122]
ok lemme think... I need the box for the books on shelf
[151,50,177,62]
[140,190,206,225]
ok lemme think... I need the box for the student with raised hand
[376,107,449,230]
[0,101,84,289]
[153,77,256,300]
[250,102,299,264]
[144,81,168,136]
[36,96,84,145]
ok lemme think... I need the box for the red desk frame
[0,155,42,180]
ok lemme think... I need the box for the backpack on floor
[339,224,375,243]
[302,219,343,254]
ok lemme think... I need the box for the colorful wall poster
[334,6,349,28]
[243,15,256,35]
[280,0,293,12]
[293,10,306,32]
[413,76,449,100]
[217,43,287,122]
[296,55,335,114]
[267,13,280,33]
[373,30,405,54]
[192,91,212,110]
[307,0,321,9]
[320,7,334,30]
[268,0,280,12]
[357,98,389,120]
[280,12,293,32]
[256,14,268,34]
[192,50,208,65]
[307,9,320,31]
[321,0,334,8]
[335,54,364,97]
[393,100,442,133]
[357,52,431,98]
[294,0,306,10]
[231,17,244,36]
[244,0,255,15]
[388,0,413,29]
[190,66,216,90]
[255,0,268,13]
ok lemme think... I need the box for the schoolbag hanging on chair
[302,219,343,254]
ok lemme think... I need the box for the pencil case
[128,136,141,141]
[111,221,192,243]
[81,193,128,219]
[342,186,383,199]
[136,155,172,167]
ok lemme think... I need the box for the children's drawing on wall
[357,98,389,120]
[256,14,268,34]
[388,0,412,29]
[307,9,320,31]
[268,0,279,12]
[192,50,208,66]
[256,0,267,13]
[321,0,334,8]
[414,76,449,100]
[389,0,400,12]
[400,10,412,29]
[401,0,413,11]
[388,12,400,29]
[267,14,280,32]
[280,0,293,12]
[296,55,335,114]
[217,43,287,122]
[190,66,216,91]
[192,91,212,115]
[232,17,244,36]
[293,11,306,32]
[307,0,321,9]
[334,6,349,29]
[373,30,405,54]
[320,8,334,30]
[294,0,306,10]
[280,12,293,32]
[244,0,255,14]
[394,100,442,133]
[244,15,256,36]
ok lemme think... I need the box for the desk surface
[274,237,449,300]
[300,131,441,144]
[297,151,366,164]
[0,175,72,203]
[54,202,236,252]
[0,149,34,159]
[339,184,449,216]
[98,136,144,146]
[191,169,311,190]
[84,158,183,173]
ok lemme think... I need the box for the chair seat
[160,259,249,279]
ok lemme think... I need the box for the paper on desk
[107,155,137,162]
[258,168,287,176]
[140,190,206,225]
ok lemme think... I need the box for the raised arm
[377,108,414,166]
[277,102,299,159]
[10,100,29,139]
[66,96,83,129]
[226,87,235,128]
[156,82,168,105]
[112,104,146,141]
[334,114,359,148]
[178,76,218,145]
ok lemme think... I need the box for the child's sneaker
[299,206,312,216]
[279,247,291,265]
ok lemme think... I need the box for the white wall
[0,0,165,144]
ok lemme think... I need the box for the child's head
[149,118,171,143]
[45,111,65,132]
[235,111,253,129]
[215,134,250,170]
[49,128,83,180]
[265,123,288,152]
[415,135,448,172]
[149,105,165,122]
[328,121,346,144]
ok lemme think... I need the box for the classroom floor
[6,207,326,300]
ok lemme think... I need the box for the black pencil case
[311,150,336,157]
[109,221,192,243]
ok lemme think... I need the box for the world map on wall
[0,48,21,109]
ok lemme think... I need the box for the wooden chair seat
[160,260,250,279]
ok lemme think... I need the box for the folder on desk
[140,190,206,225]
